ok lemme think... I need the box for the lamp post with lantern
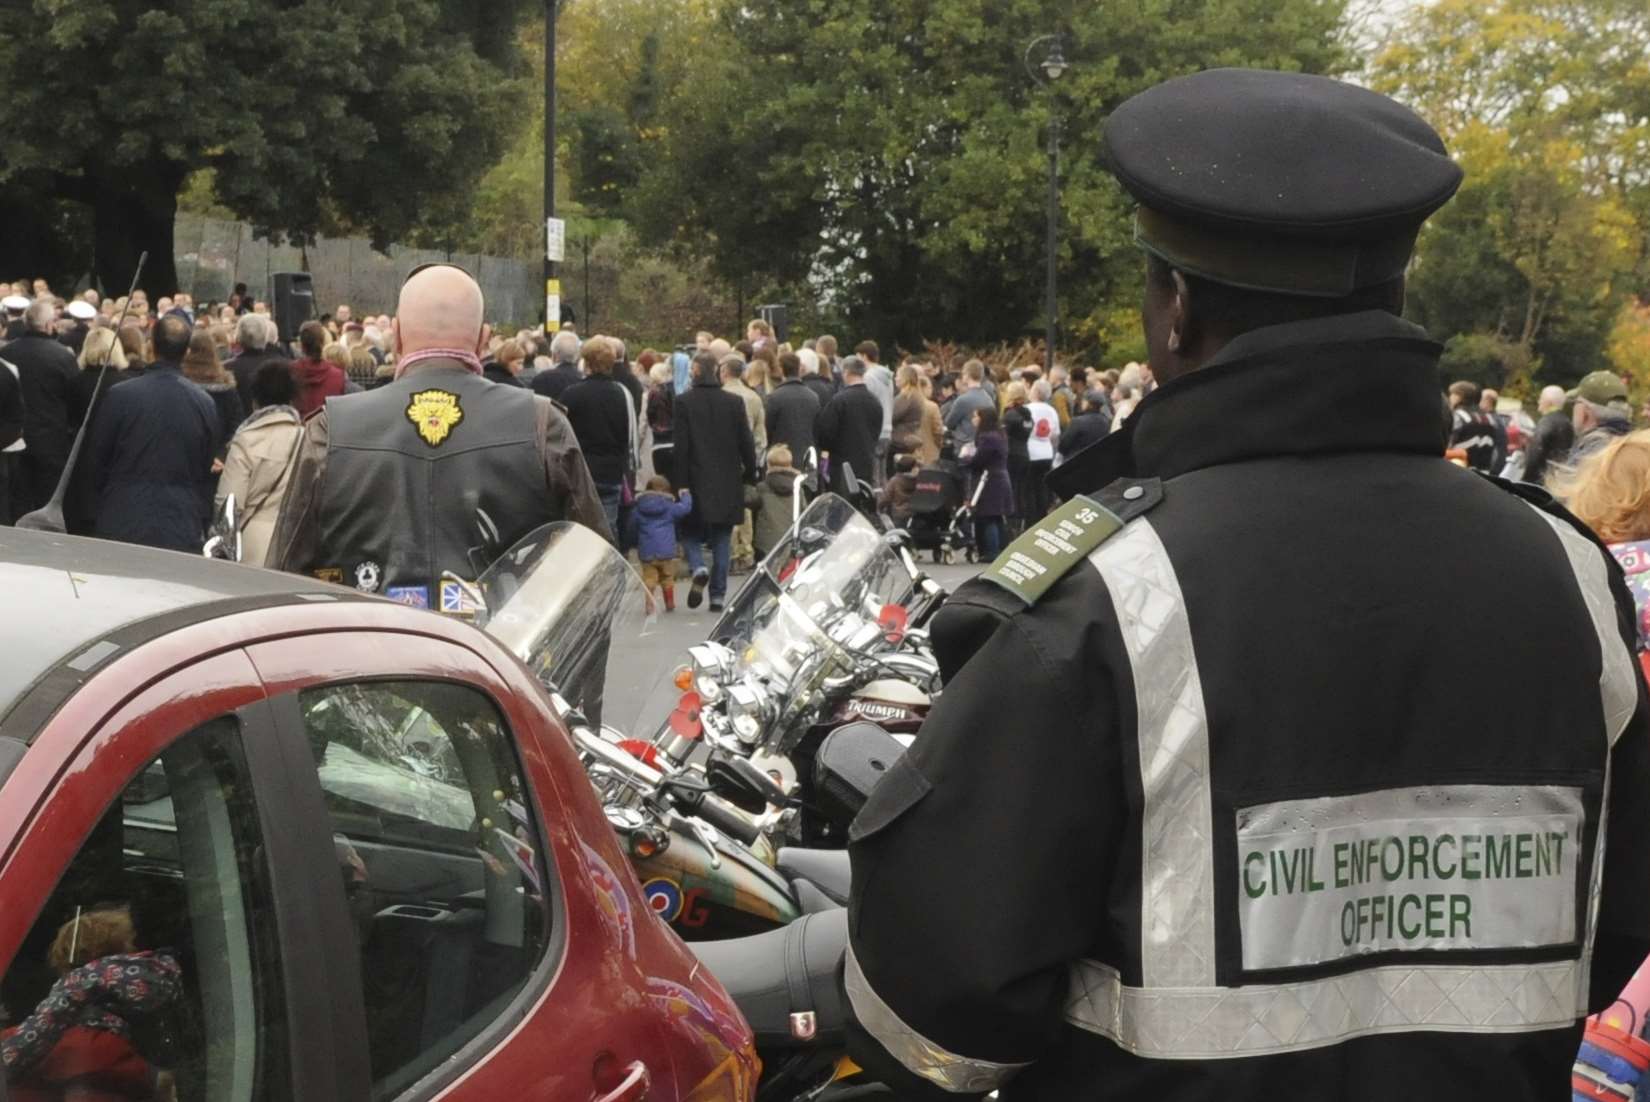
[1025,34,1069,374]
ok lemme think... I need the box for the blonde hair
[322,341,351,370]
[1550,430,1650,544]
[78,327,128,371]
[896,363,922,392]
[766,444,793,469]
[49,907,136,975]
[1003,381,1029,407]
[182,330,230,385]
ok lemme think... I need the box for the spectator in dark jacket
[559,336,633,538]
[0,353,21,523]
[1522,384,1576,486]
[966,405,1013,559]
[815,356,883,499]
[673,351,756,611]
[1000,381,1034,532]
[291,321,345,418]
[71,327,132,427]
[1056,389,1113,462]
[645,361,676,484]
[5,301,81,520]
[530,330,583,402]
[87,314,220,552]
[799,348,836,407]
[765,352,821,466]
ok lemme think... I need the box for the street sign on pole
[546,218,566,263]
[545,278,561,330]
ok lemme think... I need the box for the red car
[0,529,756,1102]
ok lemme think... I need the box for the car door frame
[247,629,576,1102]
[0,647,364,1101]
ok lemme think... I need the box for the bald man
[1521,383,1576,486]
[267,264,607,602]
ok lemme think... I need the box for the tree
[1371,0,1650,385]
[621,0,1351,353]
[0,0,535,298]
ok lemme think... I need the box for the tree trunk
[92,170,183,301]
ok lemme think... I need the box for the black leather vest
[315,366,546,603]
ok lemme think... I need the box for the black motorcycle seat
[690,909,849,1048]
[776,847,852,905]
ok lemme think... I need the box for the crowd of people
[0,277,1141,612]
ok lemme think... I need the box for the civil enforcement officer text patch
[980,495,1122,606]
[405,389,464,446]
[1235,785,1583,971]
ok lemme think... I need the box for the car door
[0,649,362,1102]
[247,631,668,1102]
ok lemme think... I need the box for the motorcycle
[475,521,900,1099]
[637,493,944,846]
[202,493,241,562]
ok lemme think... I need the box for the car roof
[0,528,343,724]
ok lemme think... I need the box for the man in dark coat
[227,314,288,413]
[815,355,883,499]
[672,350,755,611]
[0,354,22,523]
[1521,384,1575,486]
[4,301,82,520]
[765,351,822,466]
[559,336,634,538]
[87,314,219,552]
[529,330,584,402]
[1055,389,1112,462]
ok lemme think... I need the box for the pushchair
[900,465,986,564]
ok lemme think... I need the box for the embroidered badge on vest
[405,389,465,446]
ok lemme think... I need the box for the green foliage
[609,0,1350,354]
[1437,332,1535,391]
[0,0,536,291]
[1372,0,1650,387]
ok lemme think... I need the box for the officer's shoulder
[1482,472,1616,557]
[953,476,1164,621]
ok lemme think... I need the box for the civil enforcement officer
[844,69,1650,1101]
[268,264,607,607]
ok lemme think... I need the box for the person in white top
[1025,379,1061,520]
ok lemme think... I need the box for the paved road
[605,561,983,737]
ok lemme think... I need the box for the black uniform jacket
[845,311,1650,1102]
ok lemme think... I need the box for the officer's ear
[1166,268,1192,357]
[475,323,492,357]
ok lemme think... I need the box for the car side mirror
[707,750,789,814]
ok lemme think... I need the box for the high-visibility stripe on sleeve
[844,942,1031,1092]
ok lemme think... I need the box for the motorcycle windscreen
[475,521,657,732]
[689,494,920,754]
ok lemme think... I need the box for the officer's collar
[1048,310,1444,499]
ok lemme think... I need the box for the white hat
[1,295,29,313]
[65,300,96,321]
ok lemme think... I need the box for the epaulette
[976,477,1163,608]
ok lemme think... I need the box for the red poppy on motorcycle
[668,692,703,740]
[617,739,662,768]
[878,604,909,644]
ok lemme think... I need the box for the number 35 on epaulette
[980,479,1162,607]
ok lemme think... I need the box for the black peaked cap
[1105,68,1462,248]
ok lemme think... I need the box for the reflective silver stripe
[1089,519,1217,986]
[844,942,1030,1092]
[1066,957,1583,1059]
[1527,505,1637,1014]
[1527,507,1638,748]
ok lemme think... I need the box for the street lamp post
[544,0,559,332]
[1025,35,1068,375]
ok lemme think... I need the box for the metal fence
[173,215,541,327]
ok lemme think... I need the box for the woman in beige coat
[216,360,304,567]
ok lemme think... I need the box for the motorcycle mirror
[706,749,789,814]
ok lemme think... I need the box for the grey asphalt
[605,560,984,738]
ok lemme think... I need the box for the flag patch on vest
[1235,784,1584,972]
[405,388,465,446]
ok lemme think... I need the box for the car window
[0,716,289,1102]
[297,681,552,1100]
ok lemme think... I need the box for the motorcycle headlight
[726,683,772,746]
[688,642,734,680]
[695,675,724,705]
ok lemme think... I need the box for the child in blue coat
[626,476,694,611]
